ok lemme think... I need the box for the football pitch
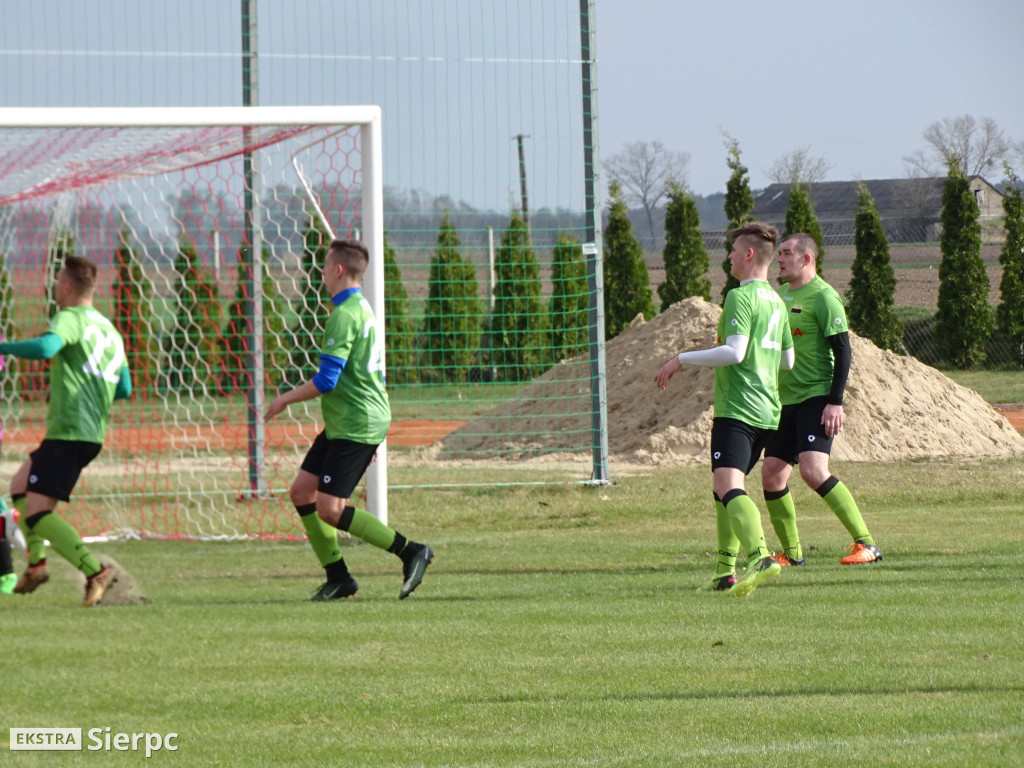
[2,458,1023,767]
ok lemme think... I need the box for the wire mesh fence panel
[0,3,607,536]
[0,115,378,538]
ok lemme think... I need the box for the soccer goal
[0,105,610,542]
[0,106,386,538]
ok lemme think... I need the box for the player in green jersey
[0,256,132,607]
[656,222,794,595]
[761,234,881,565]
[266,239,434,600]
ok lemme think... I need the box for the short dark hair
[728,221,778,264]
[61,255,98,296]
[327,239,370,281]
[782,232,818,263]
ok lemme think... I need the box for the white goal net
[0,107,385,539]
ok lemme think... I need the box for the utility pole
[513,133,530,228]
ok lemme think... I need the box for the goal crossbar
[0,106,381,129]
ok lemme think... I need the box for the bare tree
[903,115,1010,178]
[767,145,832,184]
[604,140,689,240]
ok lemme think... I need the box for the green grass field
[3,459,1023,767]
[941,369,1024,405]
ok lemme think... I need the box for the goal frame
[0,105,389,523]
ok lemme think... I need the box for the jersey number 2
[82,326,125,383]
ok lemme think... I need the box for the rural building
[751,176,1004,243]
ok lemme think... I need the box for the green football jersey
[713,280,792,429]
[46,306,127,443]
[320,290,391,443]
[777,275,848,405]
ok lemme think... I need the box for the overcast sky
[597,0,1024,195]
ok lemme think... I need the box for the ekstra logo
[9,728,81,751]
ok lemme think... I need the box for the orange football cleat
[840,542,883,565]
[776,552,806,567]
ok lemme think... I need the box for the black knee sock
[0,539,12,575]
[388,533,410,556]
[325,559,350,581]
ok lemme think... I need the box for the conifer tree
[722,137,754,304]
[603,181,655,338]
[489,211,550,381]
[38,233,75,392]
[221,246,287,390]
[659,183,711,310]
[286,213,330,386]
[166,237,222,390]
[111,229,157,393]
[46,231,74,318]
[0,251,16,343]
[260,257,288,387]
[422,215,482,383]
[847,187,902,351]
[936,158,992,368]
[996,166,1024,365]
[549,233,588,359]
[0,250,17,404]
[783,184,825,272]
[383,235,418,385]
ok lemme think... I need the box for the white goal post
[0,106,388,536]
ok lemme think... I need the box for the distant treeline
[3,184,732,268]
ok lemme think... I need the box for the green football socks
[296,504,342,567]
[713,495,738,577]
[817,477,873,546]
[338,506,397,552]
[764,487,802,560]
[27,511,102,577]
[300,503,408,563]
[14,497,47,565]
[723,490,771,561]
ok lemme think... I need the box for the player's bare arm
[266,380,321,421]
[654,356,682,389]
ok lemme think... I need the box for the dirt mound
[74,554,149,606]
[440,297,1024,464]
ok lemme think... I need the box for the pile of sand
[440,297,1024,465]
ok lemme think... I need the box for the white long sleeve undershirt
[677,335,795,369]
